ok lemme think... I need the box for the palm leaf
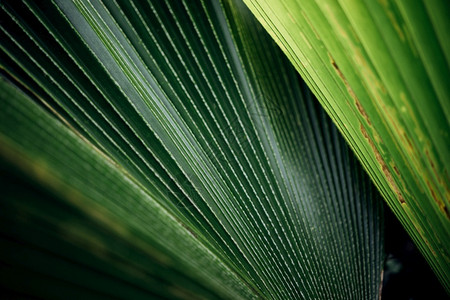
[0,77,256,299]
[242,0,450,290]
[1,0,383,298]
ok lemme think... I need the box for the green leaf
[0,78,256,299]
[242,0,450,291]
[0,0,383,298]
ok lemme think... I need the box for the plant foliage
[0,0,385,298]
[243,0,450,291]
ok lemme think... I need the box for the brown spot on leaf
[360,124,405,204]
[355,100,372,126]
[425,180,449,220]
[424,238,438,257]
[329,54,372,126]
[393,166,400,176]
[444,206,450,221]
[424,149,444,187]
[404,133,413,151]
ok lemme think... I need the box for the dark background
[382,203,448,299]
